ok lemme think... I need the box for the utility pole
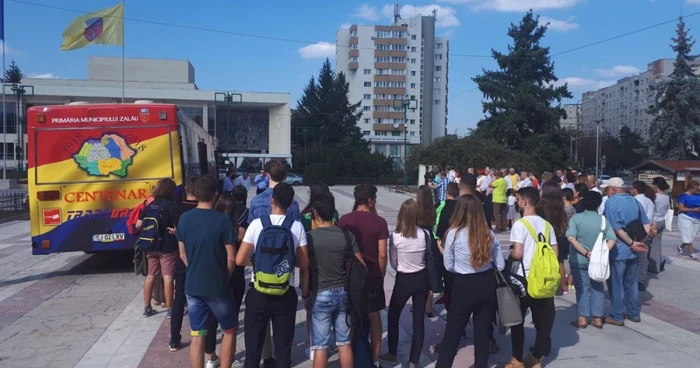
[295,127,314,168]
[214,92,242,160]
[394,99,417,188]
[594,119,603,182]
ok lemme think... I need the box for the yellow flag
[61,3,124,51]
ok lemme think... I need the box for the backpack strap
[281,215,295,230]
[518,218,549,244]
[261,215,272,229]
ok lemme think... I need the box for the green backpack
[520,219,560,299]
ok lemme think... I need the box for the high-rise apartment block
[581,58,700,139]
[335,10,448,162]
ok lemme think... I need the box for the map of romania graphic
[73,134,136,177]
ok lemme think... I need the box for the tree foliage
[3,60,22,83]
[471,11,572,150]
[578,126,647,170]
[648,17,700,159]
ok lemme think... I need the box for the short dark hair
[152,178,177,200]
[266,159,288,183]
[566,173,576,183]
[272,182,295,210]
[460,173,477,188]
[550,175,562,184]
[232,184,248,205]
[195,175,219,202]
[311,193,336,222]
[354,184,378,207]
[562,188,574,202]
[517,186,540,207]
[574,183,589,198]
[632,180,647,194]
[185,176,198,195]
[446,182,459,198]
[582,191,603,211]
[653,176,670,191]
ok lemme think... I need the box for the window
[434,99,441,105]
[410,119,416,125]
[391,131,401,137]
[364,69,371,74]
[435,54,442,60]
[410,83,416,88]
[364,82,371,87]
[363,130,370,136]
[434,88,441,95]
[435,66,442,72]
[0,142,14,159]
[374,81,406,88]
[436,43,443,49]
[410,131,415,136]
[412,35,417,40]
[390,145,400,156]
[411,47,416,52]
[364,118,370,124]
[411,71,416,76]
[350,44,358,50]
[363,94,371,100]
[363,106,371,112]
[410,95,416,100]
[375,131,388,136]
[350,56,358,62]
[376,144,386,154]
[434,77,441,83]
[411,58,416,64]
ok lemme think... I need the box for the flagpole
[121,0,125,103]
[1,0,6,180]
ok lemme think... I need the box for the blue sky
[4,0,700,134]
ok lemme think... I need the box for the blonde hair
[395,199,418,238]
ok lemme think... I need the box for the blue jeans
[570,263,605,318]
[310,287,351,350]
[608,259,640,321]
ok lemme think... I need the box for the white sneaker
[231,359,244,368]
[205,357,220,368]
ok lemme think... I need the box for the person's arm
[567,236,589,258]
[225,244,236,275]
[492,237,505,271]
[510,222,525,259]
[236,241,253,266]
[511,242,524,260]
[378,238,388,277]
[443,229,456,272]
[178,241,188,267]
[388,234,398,271]
[297,245,310,298]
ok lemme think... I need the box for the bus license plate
[93,233,126,242]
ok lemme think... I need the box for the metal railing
[0,192,28,213]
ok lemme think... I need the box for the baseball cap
[601,177,625,189]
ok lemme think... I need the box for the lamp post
[594,119,603,181]
[214,92,242,159]
[393,99,418,188]
[295,127,314,168]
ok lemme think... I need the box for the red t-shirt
[338,210,389,278]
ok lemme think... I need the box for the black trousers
[170,270,187,345]
[244,288,297,368]
[388,269,429,365]
[510,295,555,361]
[436,270,498,368]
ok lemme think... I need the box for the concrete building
[580,58,700,139]
[560,103,581,130]
[335,9,448,165]
[0,56,291,172]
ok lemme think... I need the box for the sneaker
[504,357,524,368]
[604,316,624,326]
[678,245,685,255]
[524,354,543,368]
[562,288,569,295]
[691,253,698,260]
[143,306,157,317]
[624,314,641,323]
[168,341,180,352]
[231,360,244,368]
[205,357,220,368]
[166,308,172,319]
[379,353,398,365]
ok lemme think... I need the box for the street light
[295,126,314,168]
[594,119,603,181]
[214,92,242,157]
[393,99,418,188]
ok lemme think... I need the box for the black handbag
[623,202,648,242]
[422,229,443,294]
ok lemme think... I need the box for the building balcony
[373,112,406,120]
[348,62,358,71]
[374,62,406,70]
[374,50,407,58]
[374,38,407,45]
[374,75,406,82]
[348,49,359,58]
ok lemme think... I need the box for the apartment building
[580,58,699,139]
[335,10,448,163]
[560,103,581,130]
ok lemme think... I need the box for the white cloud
[298,42,336,59]
[688,0,700,4]
[594,65,641,77]
[381,4,460,27]
[556,77,616,91]
[0,41,19,55]
[339,23,352,30]
[438,0,581,12]
[539,16,579,32]
[353,4,380,21]
[26,73,60,79]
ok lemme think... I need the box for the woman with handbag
[566,191,617,329]
[436,194,505,368]
[379,199,431,367]
[650,177,671,272]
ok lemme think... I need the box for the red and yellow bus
[27,102,218,255]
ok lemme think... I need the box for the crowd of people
[133,161,690,368]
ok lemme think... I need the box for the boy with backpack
[506,187,559,368]
[236,183,310,368]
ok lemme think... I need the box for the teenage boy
[506,187,559,368]
[237,183,310,368]
[176,175,238,368]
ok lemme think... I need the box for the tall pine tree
[472,11,572,150]
[647,17,700,159]
[3,60,22,83]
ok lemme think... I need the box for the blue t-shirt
[678,193,700,219]
[176,208,237,297]
[248,187,300,224]
[604,193,650,261]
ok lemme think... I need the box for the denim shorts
[310,287,351,350]
[186,294,239,336]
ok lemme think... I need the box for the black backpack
[135,200,171,251]
[343,230,369,329]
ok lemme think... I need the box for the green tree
[472,11,572,150]
[648,17,700,159]
[3,60,23,83]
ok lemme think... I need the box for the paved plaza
[1,186,700,367]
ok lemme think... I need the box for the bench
[391,180,405,193]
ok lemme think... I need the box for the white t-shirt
[599,195,608,215]
[510,215,558,277]
[505,175,514,189]
[634,194,655,224]
[243,214,308,250]
[390,230,426,273]
[507,196,517,206]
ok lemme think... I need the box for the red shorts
[146,252,177,277]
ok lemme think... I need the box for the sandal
[570,320,587,329]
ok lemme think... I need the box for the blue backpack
[253,216,297,295]
[135,200,171,251]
